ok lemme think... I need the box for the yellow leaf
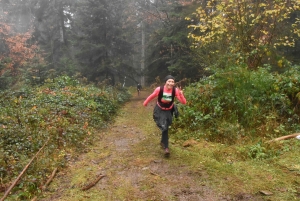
[259,3,267,7]
[277,60,283,67]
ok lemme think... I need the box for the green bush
[172,65,300,144]
[0,76,131,199]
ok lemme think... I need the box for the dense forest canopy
[0,0,299,89]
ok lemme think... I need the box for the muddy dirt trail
[39,91,257,201]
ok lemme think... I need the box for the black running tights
[161,129,169,148]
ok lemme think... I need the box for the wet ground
[39,91,264,201]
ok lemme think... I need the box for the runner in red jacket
[143,75,186,157]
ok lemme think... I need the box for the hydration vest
[157,86,176,108]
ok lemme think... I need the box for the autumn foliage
[187,0,300,69]
[0,21,41,76]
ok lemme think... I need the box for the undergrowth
[172,64,300,145]
[0,76,131,200]
[168,64,300,200]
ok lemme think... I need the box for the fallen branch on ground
[31,196,37,201]
[81,174,105,191]
[150,171,160,177]
[267,133,300,143]
[0,138,50,201]
[41,168,58,191]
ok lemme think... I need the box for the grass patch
[166,137,300,200]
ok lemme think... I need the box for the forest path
[39,90,230,201]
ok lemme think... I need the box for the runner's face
[165,79,174,89]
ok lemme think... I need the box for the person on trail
[143,75,186,157]
[137,83,142,95]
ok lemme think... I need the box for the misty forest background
[1,0,300,200]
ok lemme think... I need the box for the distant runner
[137,83,142,96]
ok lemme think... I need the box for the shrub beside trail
[172,65,300,145]
[0,76,131,200]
